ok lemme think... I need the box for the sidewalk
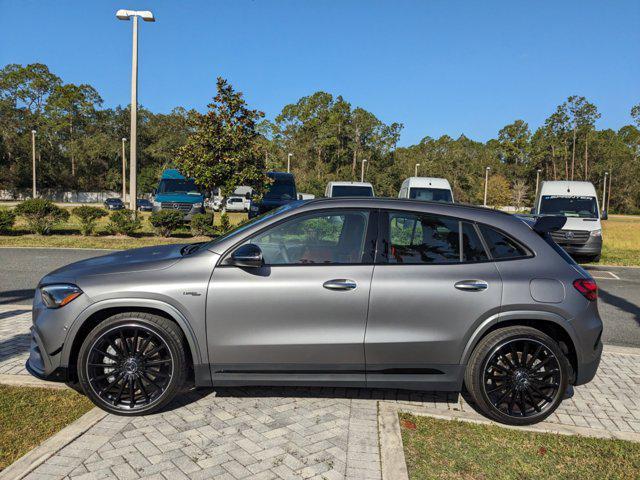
[2,304,640,479]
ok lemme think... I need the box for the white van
[325,181,375,197]
[398,177,454,203]
[532,181,603,262]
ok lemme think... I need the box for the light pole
[483,166,491,207]
[31,130,37,198]
[287,153,292,173]
[361,159,367,182]
[601,172,608,215]
[415,163,420,177]
[607,169,612,213]
[535,168,542,199]
[116,9,155,211]
[121,138,127,201]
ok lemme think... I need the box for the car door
[365,210,502,390]
[207,208,377,386]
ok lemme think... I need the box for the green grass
[595,215,640,266]
[0,385,94,471]
[400,413,640,480]
[0,208,247,250]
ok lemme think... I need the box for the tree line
[2,63,639,213]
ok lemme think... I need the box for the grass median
[596,215,640,266]
[0,385,94,471]
[400,413,640,480]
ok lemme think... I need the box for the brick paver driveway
[2,305,640,479]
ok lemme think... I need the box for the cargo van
[248,172,297,218]
[152,169,205,220]
[325,181,375,197]
[532,181,603,262]
[398,177,454,203]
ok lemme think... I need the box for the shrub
[219,212,231,234]
[0,209,16,233]
[149,210,184,237]
[72,206,108,236]
[191,212,216,237]
[14,199,69,235]
[106,209,140,236]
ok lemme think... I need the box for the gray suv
[27,198,603,425]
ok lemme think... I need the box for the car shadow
[158,384,481,416]
[599,287,640,325]
[0,289,34,305]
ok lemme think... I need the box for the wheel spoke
[527,345,543,368]
[114,376,127,405]
[517,391,527,415]
[138,334,153,355]
[94,349,119,362]
[129,377,136,408]
[530,384,554,402]
[509,343,521,367]
[107,338,124,357]
[98,372,124,395]
[525,390,541,412]
[144,359,172,367]
[119,330,130,356]
[530,356,554,373]
[88,362,118,368]
[143,344,165,359]
[132,328,139,354]
[138,377,150,402]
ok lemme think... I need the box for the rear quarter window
[478,224,530,260]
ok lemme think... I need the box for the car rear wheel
[77,312,187,415]
[464,326,570,425]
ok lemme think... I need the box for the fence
[0,190,129,203]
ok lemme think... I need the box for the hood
[40,244,187,285]
[560,216,601,231]
[154,192,204,204]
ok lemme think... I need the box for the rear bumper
[572,302,604,386]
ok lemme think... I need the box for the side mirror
[230,244,263,268]
[601,210,608,220]
[530,207,536,215]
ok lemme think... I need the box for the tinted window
[158,178,199,194]
[539,195,598,219]
[332,186,374,197]
[409,187,453,203]
[479,225,528,259]
[387,212,460,264]
[265,182,296,200]
[250,210,370,265]
[462,223,489,262]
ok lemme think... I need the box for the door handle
[454,280,488,291]
[323,279,357,291]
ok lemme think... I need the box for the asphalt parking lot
[0,247,638,347]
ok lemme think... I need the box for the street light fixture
[31,130,37,198]
[116,9,155,211]
[121,138,127,201]
[415,163,420,177]
[287,153,292,173]
[361,159,367,182]
[483,166,491,207]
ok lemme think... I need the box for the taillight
[573,279,598,301]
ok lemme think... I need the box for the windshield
[158,178,200,195]
[409,187,453,202]
[265,183,296,200]
[331,186,374,197]
[539,195,598,218]
[206,201,303,250]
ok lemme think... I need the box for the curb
[377,402,640,480]
[0,408,107,480]
[0,374,70,390]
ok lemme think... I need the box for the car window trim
[218,207,379,268]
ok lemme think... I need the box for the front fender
[59,298,206,381]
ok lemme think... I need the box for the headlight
[152,200,161,207]
[193,202,203,208]
[250,205,259,211]
[40,284,83,309]
[590,229,602,237]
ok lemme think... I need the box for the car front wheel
[464,326,570,425]
[77,312,187,415]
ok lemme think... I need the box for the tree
[498,120,531,166]
[565,96,600,180]
[175,77,268,198]
[511,179,529,210]
[486,174,511,208]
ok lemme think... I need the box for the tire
[77,312,187,416]
[464,326,570,426]
[586,255,601,263]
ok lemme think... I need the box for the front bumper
[152,204,204,220]
[26,326,68,382]
[557,235,602,256]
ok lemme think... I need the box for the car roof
[327,181,374,187]
[539,181,597,196]
[401,177,452,189]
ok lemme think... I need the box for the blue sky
[1,0,638,146]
